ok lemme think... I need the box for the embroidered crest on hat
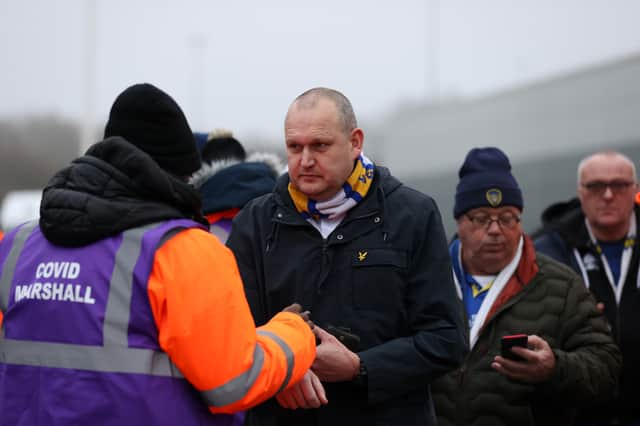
[486,188,503,207]
[453,147,523,218]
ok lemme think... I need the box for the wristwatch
[352,357,368,388]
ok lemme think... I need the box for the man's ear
[350,128,364,158]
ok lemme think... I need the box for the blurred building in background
[366,53,640,237]
[0,190,41,231]
[0,116,77,231]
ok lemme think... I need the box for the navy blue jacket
[534,200,640,425]
[227,166,467,426]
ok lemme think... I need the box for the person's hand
[282,303,314,329]
[276,370,328,409]
[311,326,360,382]
[596,302,605,314]
[491,334,556,383]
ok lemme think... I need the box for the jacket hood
[40,136,207,247]
[190,151,283,188]
[530,197,584,242]
[191,152,283,214]
[540,197,582,227]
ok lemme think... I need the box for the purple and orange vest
[0,220,242,426]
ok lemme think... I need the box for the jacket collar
[483,235,539,321]
[551,203,640,252]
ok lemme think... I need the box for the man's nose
[602,186,614,199]
[486,219,502,234]
[301,148,314,167]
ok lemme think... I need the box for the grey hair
[286,87,358,134]
[577,151,637,184]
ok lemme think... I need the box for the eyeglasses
[465,212,521,230]
[581,180,635,195]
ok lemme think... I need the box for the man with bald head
[535,151,640,425]
[227,87,467,426]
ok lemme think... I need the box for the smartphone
[500,334,528,361]
[326,325,361,352]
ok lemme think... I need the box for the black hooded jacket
[39,136,207,247]
[227,166,467,426]
[534,199,640,424]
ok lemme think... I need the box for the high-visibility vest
[205,208,240,243]
[0,219,243,426]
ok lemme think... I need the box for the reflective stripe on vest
[0,221,38,337]
[0,222,183,378]
[0,220,295,409]
[199,330,295,407]
[0,338,182,376]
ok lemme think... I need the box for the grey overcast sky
[2,0,640,145]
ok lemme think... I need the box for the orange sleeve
[147,228,315,414]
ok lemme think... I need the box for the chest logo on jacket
[582,253,600,271]
[357,251,368,262]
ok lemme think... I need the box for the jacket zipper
[317,238,329,294]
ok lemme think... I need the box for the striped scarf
[288,154,374,220]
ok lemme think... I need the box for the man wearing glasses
[432,147,620,426]
[535,151,639,425]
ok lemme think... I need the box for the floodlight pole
[80,0,97,155]
[426,0,440,101]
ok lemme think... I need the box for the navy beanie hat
[104,83,200,177]
[453,147,523,218]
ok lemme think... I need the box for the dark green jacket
[432,239,621,426]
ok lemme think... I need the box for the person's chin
[297,183,325,198]
[294,174,320,184]
[478,256,508,274]
[481,249,508,262]
[595,210,623,222]
[595,216,625,228]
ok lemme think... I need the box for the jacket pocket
[351,248,407,311]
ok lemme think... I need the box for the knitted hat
[104,83,200,176]
[200,129,246,165]
[453,147,523,218]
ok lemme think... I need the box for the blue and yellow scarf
[289,154,374,220]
